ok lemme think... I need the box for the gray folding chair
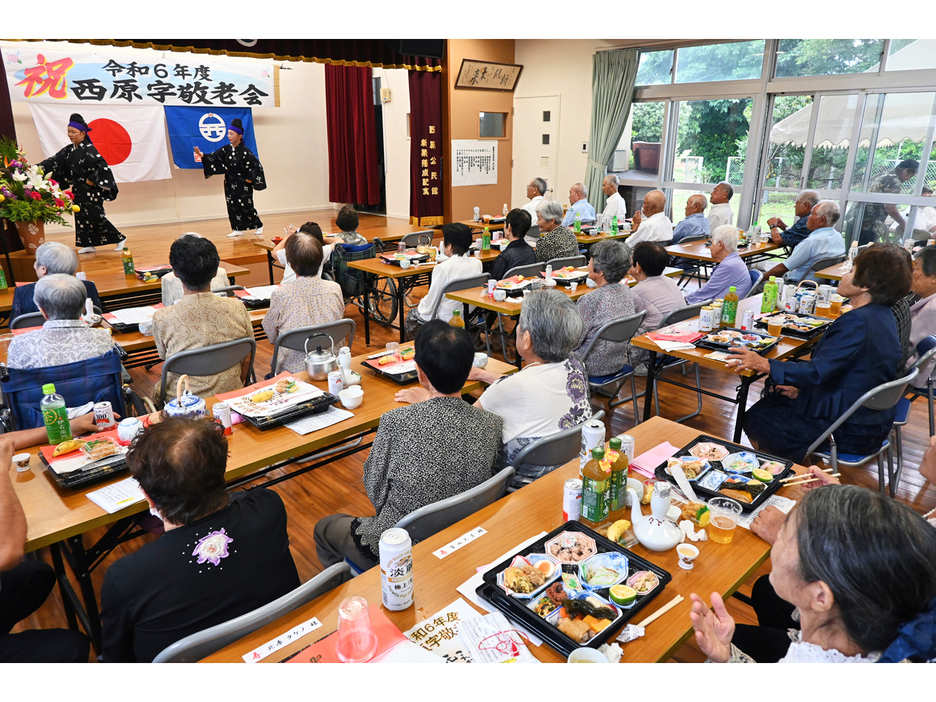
[428,273,490,321]
[806,367,919,497]
[152,562,351,663]
[547,255,586,270]
[395,466,515,542]
[400,231,435,248]
[891,337,936,482]
[11,306,102,330]
[212,285,246,297]
[501,262,545,281]
[510,410,605,491]
[903,335,936,437]
[672,233,710,288]
[651,301,709,423]
[793,254,846,285]
[269,319,356,376]
[524,225,541,247]
[157,337,257,407]
[577,311,647,421]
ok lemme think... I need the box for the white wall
[372,67,411,220]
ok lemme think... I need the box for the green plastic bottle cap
[729,286,736,292]
[770,276,777,282]
[42,383,56,394]
[591,447,605,459]
[609,437,622,450]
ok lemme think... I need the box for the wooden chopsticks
[636,595,685,628]
[781,468,840,486]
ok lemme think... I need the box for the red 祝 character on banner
[15,54,75,99]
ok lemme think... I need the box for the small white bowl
[338,387,364,410]
[473,352,489,368]
[567,647,609,663]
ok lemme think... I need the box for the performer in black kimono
[37,114,126,253]
[194,118,266,238]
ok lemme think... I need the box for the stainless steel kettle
[304,333,339,380]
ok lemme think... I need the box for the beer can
[379,527,414,611]
[740,310,754,331]
[817,285,834,304]
[699,305,715,332]
[798,293,816,315]
[580,419,605,473]
[473,206,481,222]
[93,401,115,428]
[212,401,233,436]
[328,370,343,397]
[563,478,583,522]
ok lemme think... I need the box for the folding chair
[157,338,257,408]
[152,563,351,663]
[744,269,764,299]
[806,368,920,497]
[892,337,936,468]
[10,307,102,329]
[902,335,936,437]
[577,311,647,422]
[792,254,846,285]
[270,319,356,377]
[211,285,246,297]
[0,348,127,430]
[399,231,435,249]
[671,233,710,289]
[547,255,586,270]
[524,225,541,247]
[651,302,709,423]
[509,410,606,491]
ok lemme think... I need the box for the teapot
[626,481,682,552]
[304,333,339,380]
[164,375,207,419]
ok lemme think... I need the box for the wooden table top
[0,262,249,314]
[459,219,505,231]
[814,262,848,281]
[664,241,780,262]
[202,415,805,663]
[14,351,517,552]
[630,295,816,377]
[447,267,683,316]
[576,230,631,244]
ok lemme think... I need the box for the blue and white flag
[164,106,258,169]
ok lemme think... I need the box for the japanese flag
[29,103,171,183]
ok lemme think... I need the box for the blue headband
[68,121,90,133]
[878,597,936,663]
[228,124,244,135]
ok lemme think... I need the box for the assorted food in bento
[696,328,778,354]
[229,376,326,418]
[546,531,597,563]
[665,456,710,481]
[755,313,832,337]
[689,442,730,461]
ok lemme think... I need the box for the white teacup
[473,352,488,368]
[677,543,700,570]
[338,386,364,410]
[493,289,507,302]
[399,259,411,270]
[567,647,609,663]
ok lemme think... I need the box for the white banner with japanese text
[1,43,274,108]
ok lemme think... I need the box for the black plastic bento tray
[754,312,832,339]
[653,434,795,513]
[379,253,429,267]
[543,272,588,287]
[476,521,672,657]
[241,393,339,430]
[694,327,779,356]
[40,452,128,490]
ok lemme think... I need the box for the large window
[775,39,885,78]
[675,41,765,83]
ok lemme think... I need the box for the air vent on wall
[540,156,549,168]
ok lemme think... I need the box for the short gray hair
[35,242,78,276]
[536,198,564,224]
[814,200,841,226]
[604,174,620,187]
[712,225,739,253]
[573,182,588,198]
[716,181,734,200]
[590,239,631,284]
[518,289,584,363]
[530,177,547,196]
[799,190,820,210]
[35,274,87,320]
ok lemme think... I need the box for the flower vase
[14,220,45,252]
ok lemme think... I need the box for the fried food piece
[680,502,706,521]
[250,389,275,403]
[274,378,298,394]
[558,617,592,643]
[504,567,532,593]
[378,355,396,366]
[53,439,86,457]
[720,488,754,504]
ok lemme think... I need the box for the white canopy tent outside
[769,40,936,149]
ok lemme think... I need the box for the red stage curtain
[325,64,380,206]
[408,70,444,226]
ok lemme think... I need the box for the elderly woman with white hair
[7,274,114,370]
[10,242,101,320]
[161,232,229,306]
[685,225,753,304]
[534,198,580,263]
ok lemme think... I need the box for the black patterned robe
[38,141,125,247]
[201,143,266,230]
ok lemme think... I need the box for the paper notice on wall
[451,140,497,187]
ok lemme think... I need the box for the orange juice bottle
[449,309,465,328]
[580,447,610,529]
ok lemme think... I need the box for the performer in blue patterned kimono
[37,113,125,254]
[194,118,266,238]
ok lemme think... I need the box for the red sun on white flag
[88,118,132,166]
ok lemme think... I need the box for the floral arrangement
[0,137,76,226]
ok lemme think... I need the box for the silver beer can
[213,401,233,436]
[93,401,115,428]
[580,419,605,474]
[328,370,343,397]
[798,293,816,315]
[380,527,414,611]
[617,433,636,465]
[563,478,583,522]
[699,306,715,332]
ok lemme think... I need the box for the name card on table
[242,617,322,663]
[433,526,486,559]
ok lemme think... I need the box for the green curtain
[585,49,639,213]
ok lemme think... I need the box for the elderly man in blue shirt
[762,200,847,284]
[685,225,753,304]
[672,193,711,243]
[561,182,596,227]
[767,190,819,250]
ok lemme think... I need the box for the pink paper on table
[629,441,680,478]
[646,330,704,344]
